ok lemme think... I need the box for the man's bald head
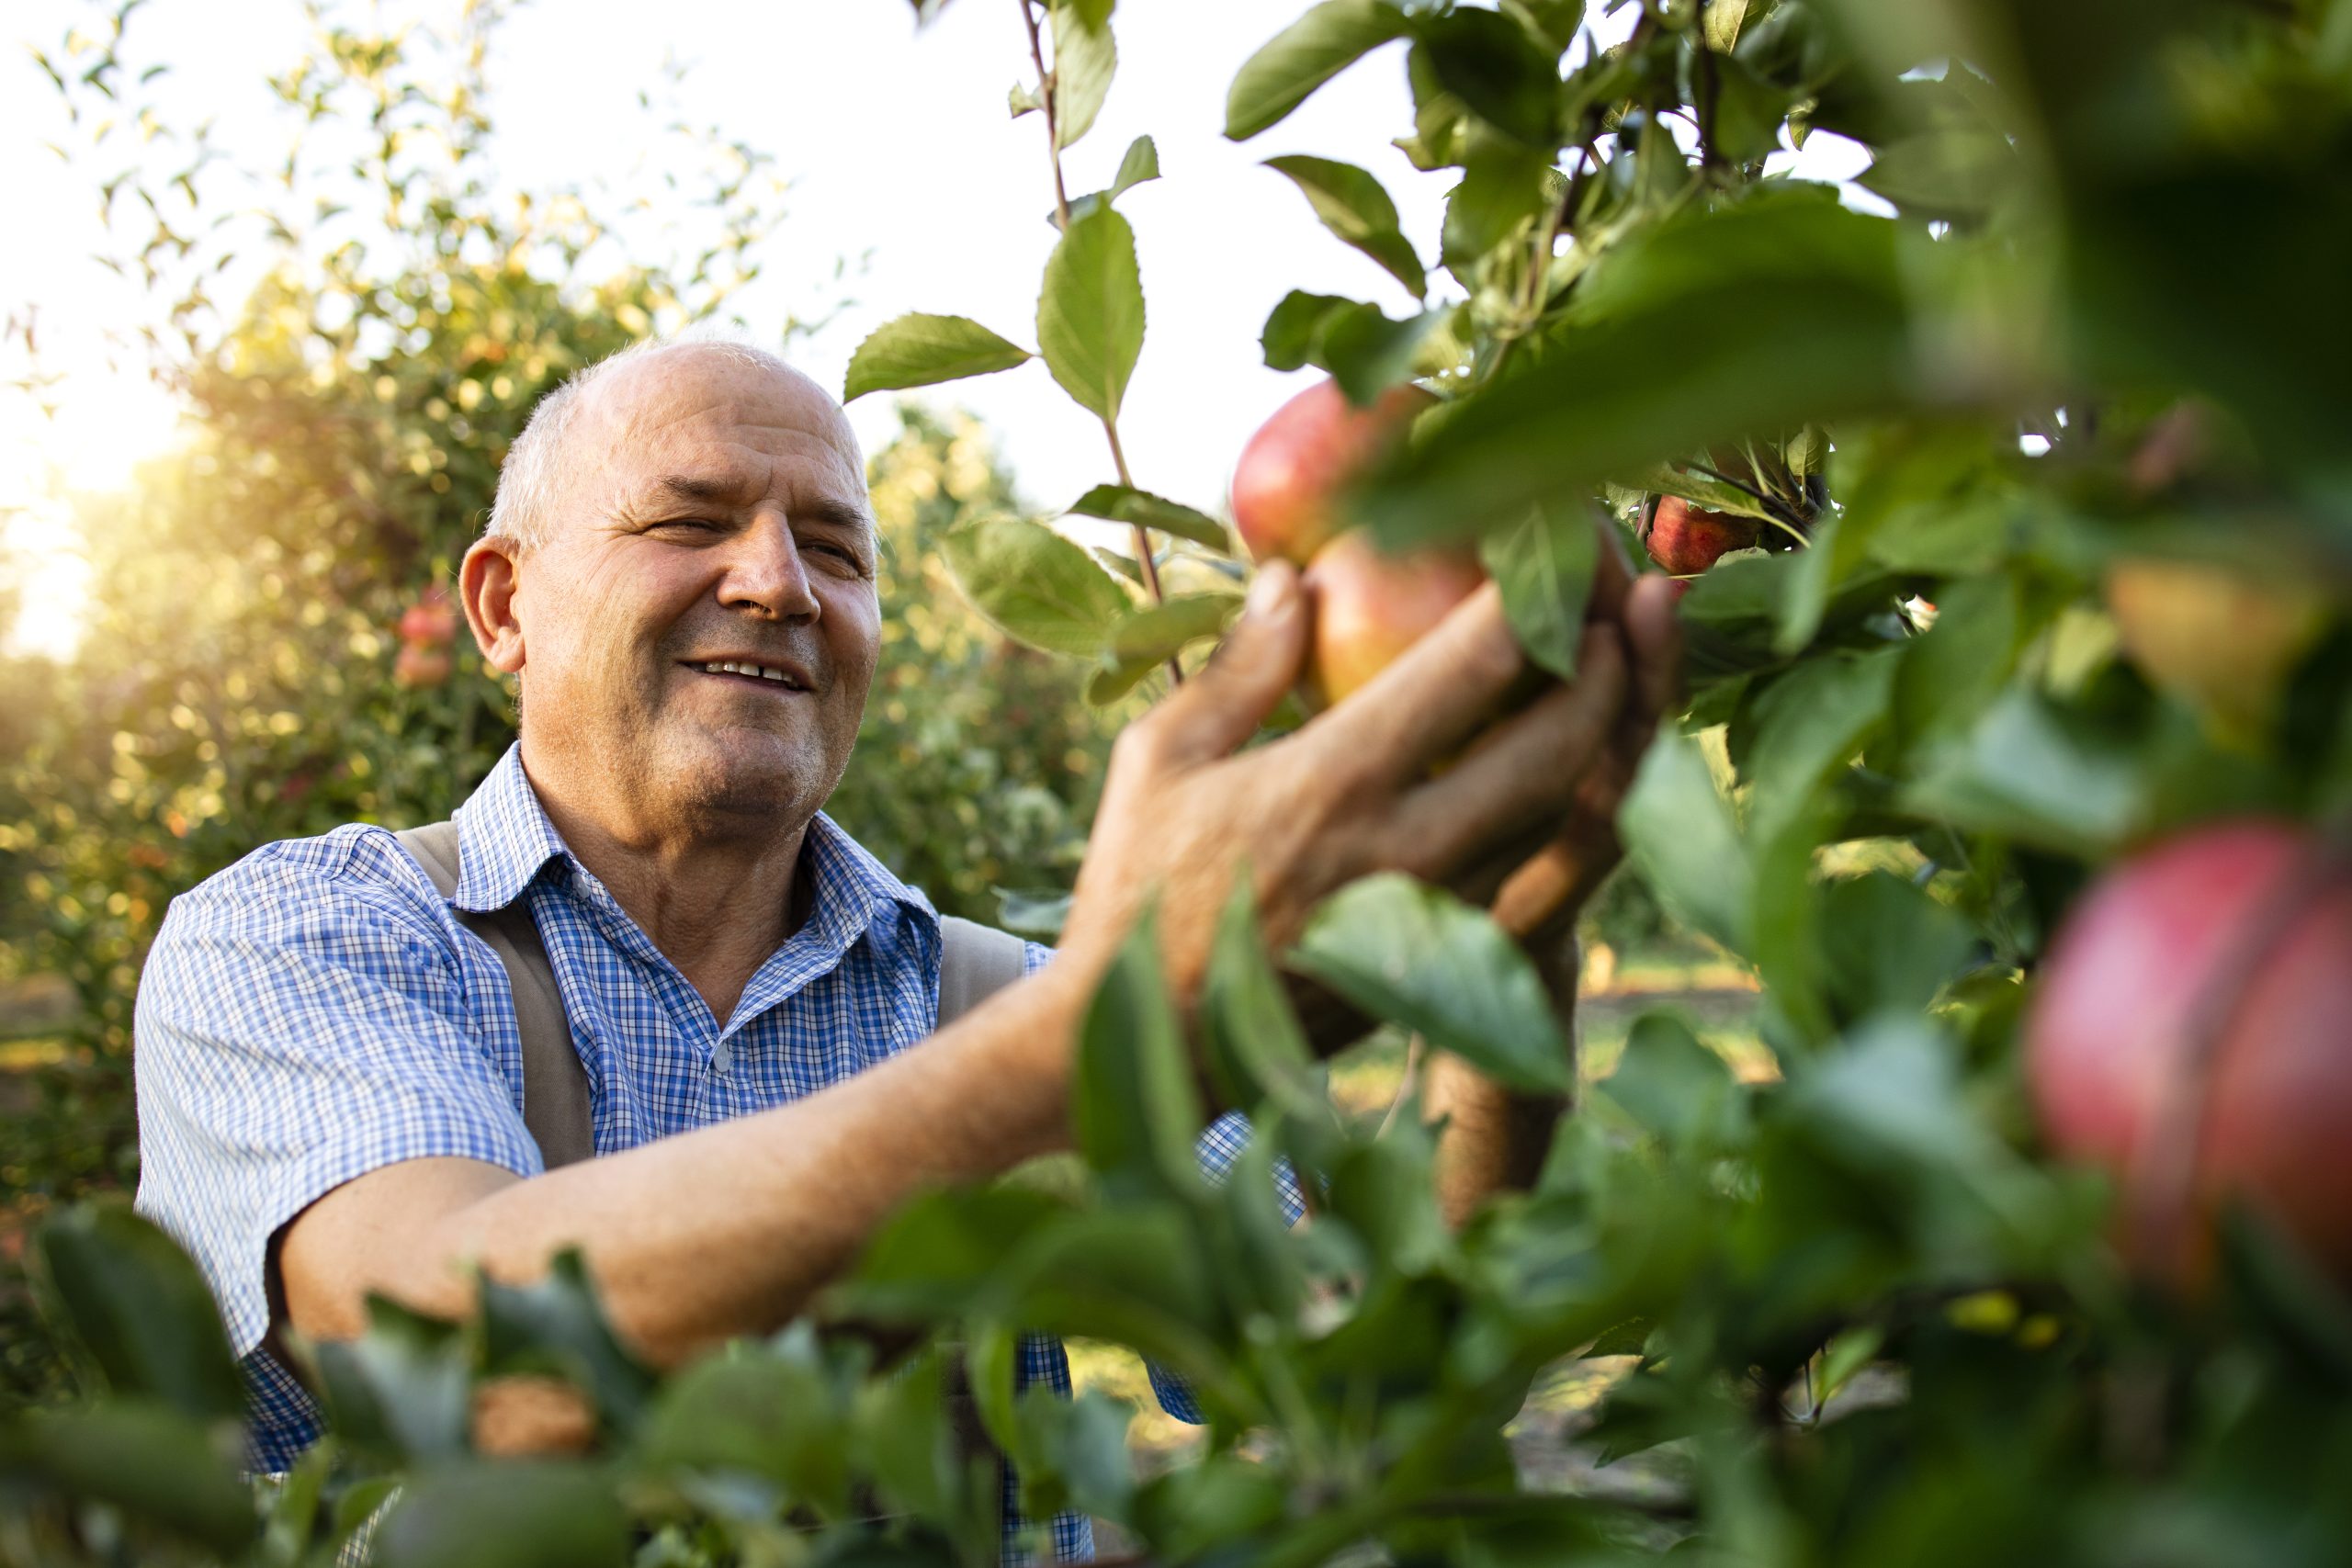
[487,338,866,555]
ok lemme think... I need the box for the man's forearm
[283,953,1099,1366]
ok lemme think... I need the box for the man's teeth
[695,660,800,686]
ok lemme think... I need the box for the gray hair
[483,335,804,554]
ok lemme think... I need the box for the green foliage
[10,1,2352,1565]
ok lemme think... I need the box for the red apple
[1643,497,1759,576]
[2023,820,2352,1287]
[1300,529,1487,708]
[1231,378,1434,566]
[398,585,460,648]
[393,642,454,689]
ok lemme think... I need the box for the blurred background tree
[0,0,1117,1404]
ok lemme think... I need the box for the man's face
[506,347,881,834]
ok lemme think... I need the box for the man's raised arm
[272,563,1658,1364]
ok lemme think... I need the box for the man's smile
[680,656,816,693]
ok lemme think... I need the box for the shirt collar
[447,742,937,937]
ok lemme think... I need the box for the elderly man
[134,340,1679,1557]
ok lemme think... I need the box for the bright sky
[0,0,1869,659]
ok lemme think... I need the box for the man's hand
[1487,546,1686,949]
[1062,558,1634,1005]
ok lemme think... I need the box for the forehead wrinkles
[592,363,868,516]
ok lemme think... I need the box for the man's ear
[461,537,527,675]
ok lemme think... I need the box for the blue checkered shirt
[134,744,1296,1562]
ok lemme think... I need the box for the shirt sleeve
[132,827,543,1359]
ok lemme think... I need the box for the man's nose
[718,514,820,622]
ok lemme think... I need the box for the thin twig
[1018,0,1177,683]
[1102,416,1182,685]
[1017,0,1071,229]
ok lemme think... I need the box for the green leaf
[1620,727,1752,953]
[637,1325,856,1517]
[1067,482,1229,549]
[1200,876,1328,1122]
[33,1201,244,1423]
[1322,1120,1453,1279]
[1360,198,1913,548]
[1050,1,1116,150]
[1088,592,1242,704]
[1261,289,1359,372]
[1206,1118,1312,1324]
[1738,649,1898,844]
[1858,130,2013,223]
[1704,0,1752,52]
[842,313,1032,401]
[1584,1316,1657,1359]
[1289,873,1573,1095]
[837,1185,1071,1324]
[1413,6,1561,148]
[1709,52,1795,165]
[1318,302,1447,404]
[850,1349,956,1528]
[1264,154,1428,299]
[1816,1323,1884,1406]
[995,886,1074,939]
[1818,872,1977,1025]
[1012,1387,1136,1521]
[477,1248,656,1429]
[1902,689,2150,856]
[1072,910,1206,1200]
[1037,205,1146,422]
[939,514,1129,657]
[1480,496,1599,680]
[1226,0,1412,141]
[1109,130,1158,194]
[311,1297,473,1462]
[9,1403,260,1556]
[990,1207,1239,1399]
[374,1461,629,1568]
[1599,1012,1747,1153]
[1637,460,1784,524]
[1441,144,1557,272]
[1397,40,1472,170]
[1063,134,1162,226]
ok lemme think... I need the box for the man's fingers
[1587,510,1636,624]
[1306,580,1527,779]
[1142,562,1309,765]
[1387,626,1627,877]
[1623,572,1683,726]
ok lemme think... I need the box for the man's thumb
[1159,561,1307,761]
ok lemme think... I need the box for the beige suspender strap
[395,820,596,1170]
[395,825,1023,1168]
[936,915,1028,1028]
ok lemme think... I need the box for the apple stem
[1018,0,1072,231]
